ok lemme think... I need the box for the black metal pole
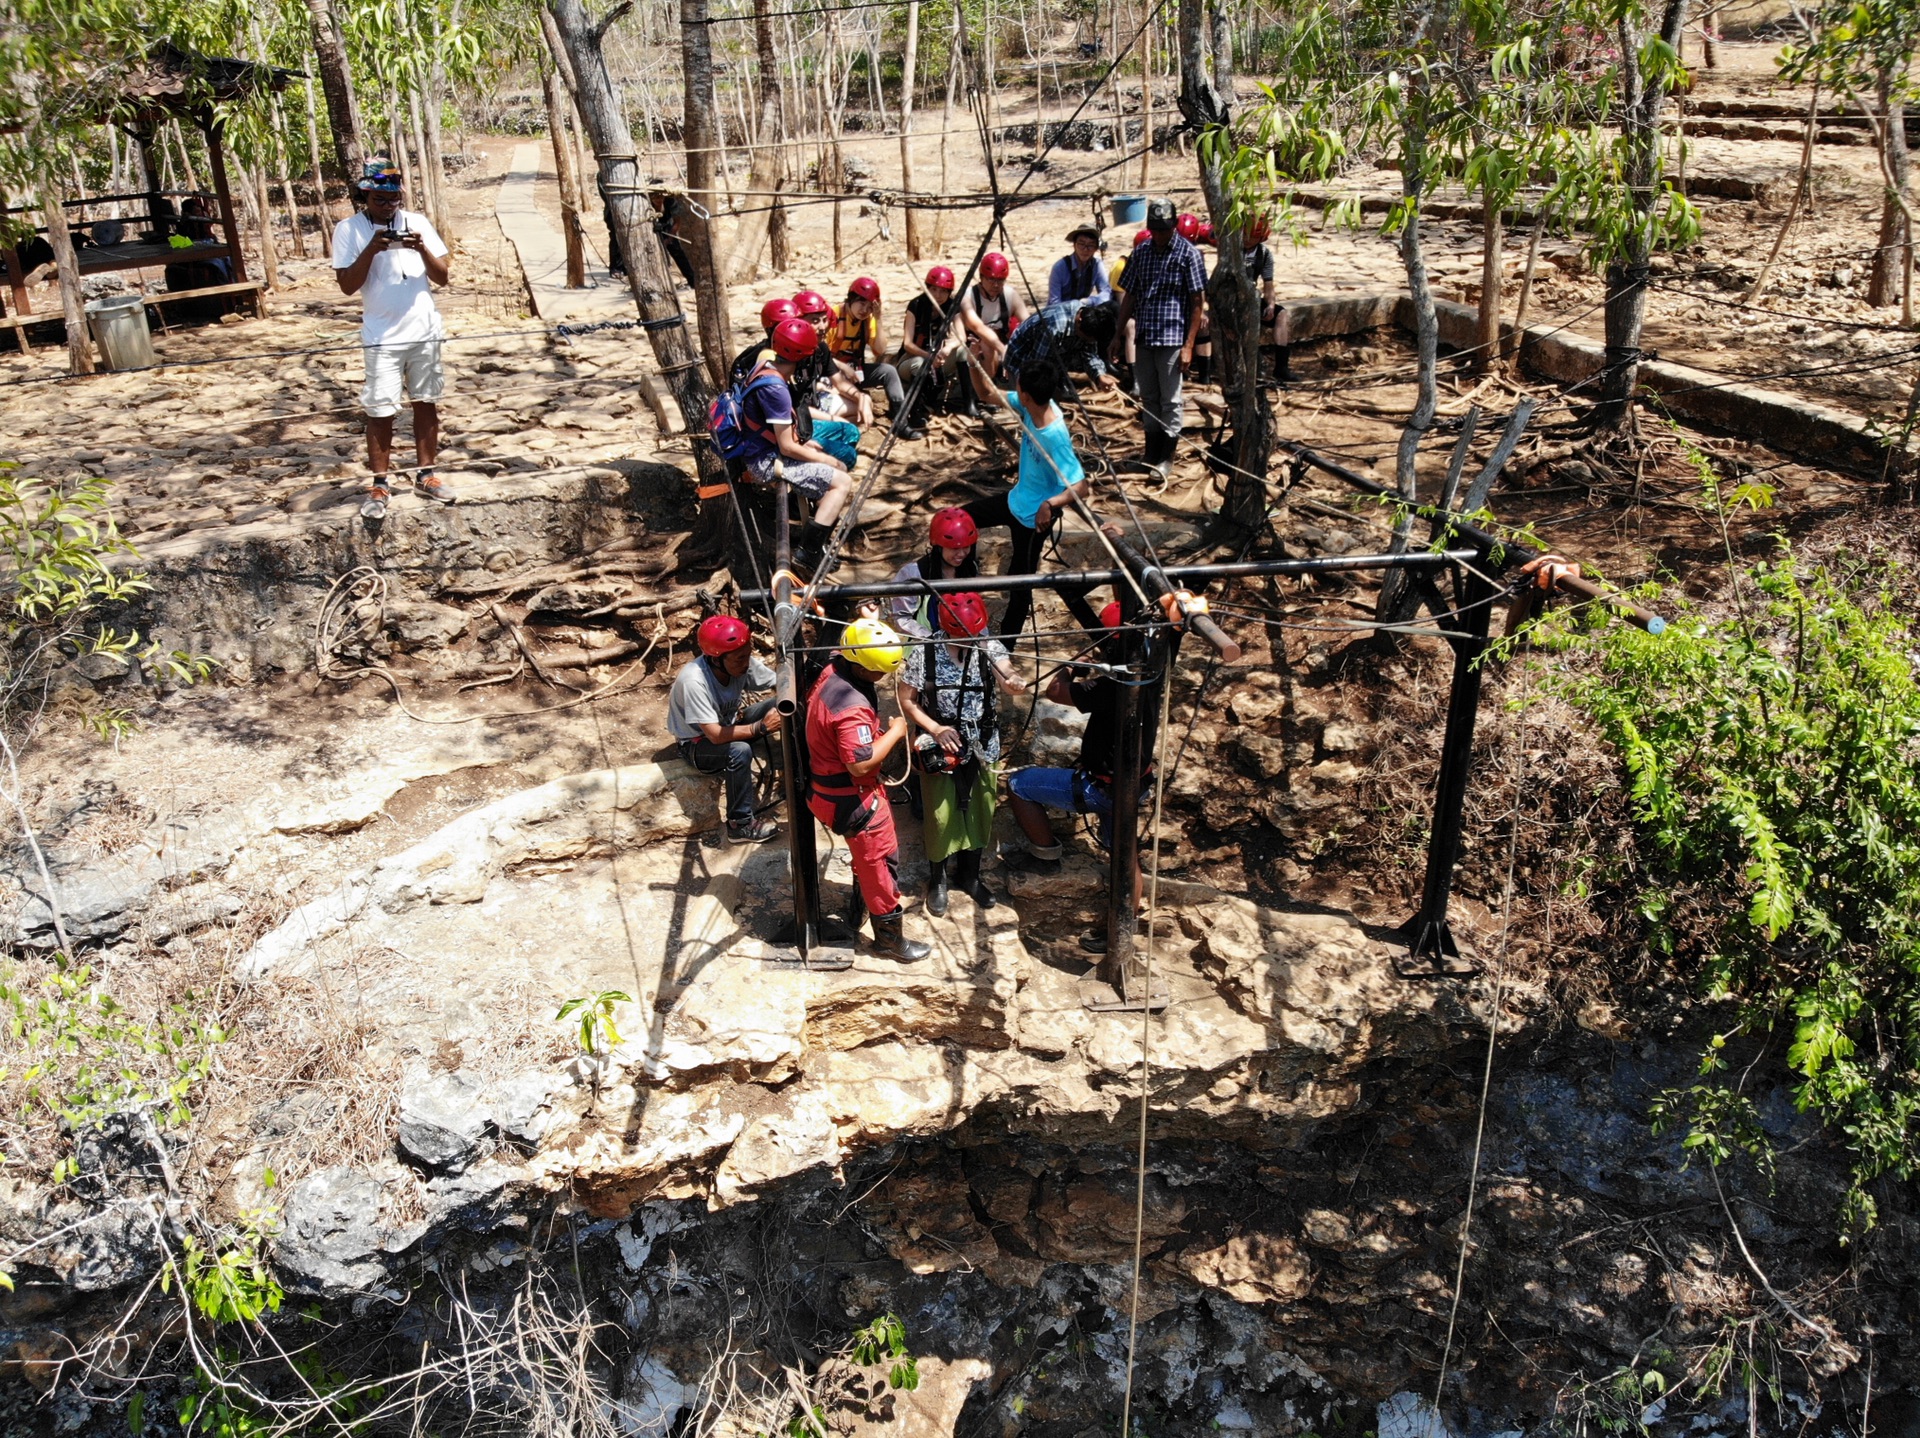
[740,550,1478,607]
[1100,625,1146,990]
[771,479,821,955]
[1395,561,1497,968]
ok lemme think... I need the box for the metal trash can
[85,294,155,371]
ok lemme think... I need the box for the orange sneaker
[413,472,456,505]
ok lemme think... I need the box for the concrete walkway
[494,142,635,326]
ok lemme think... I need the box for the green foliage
[1544,548,1920,1233]
[164,1204,285,1326]
[0,954,227,1169]
[555,989,632,1057]
[1551,1357,1672,1437]
[1779,0,1920,106]
[0,464,213,727]
[851,1311,921,1392]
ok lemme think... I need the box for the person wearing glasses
[332,159,454,520]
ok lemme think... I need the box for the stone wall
[104,461,689,677]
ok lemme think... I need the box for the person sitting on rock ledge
[728,318,855,575]
[805,619,931,962]
[332,159,455,521]
[1006,601,1154,955]
[668,615,783,844]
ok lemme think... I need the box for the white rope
[1428,765,1522,1426]
[1118,648,1176,1437]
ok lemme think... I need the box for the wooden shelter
[0,43,298,354]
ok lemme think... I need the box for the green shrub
[1548,550,1920,1232]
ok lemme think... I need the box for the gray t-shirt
[667,654,775,740]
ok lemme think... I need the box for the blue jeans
[1009,766,1117,848]
[680,698,775,828]
[810,417,861,468]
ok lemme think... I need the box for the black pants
[962,491,1050,638]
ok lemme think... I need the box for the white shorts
[361,339,445,418]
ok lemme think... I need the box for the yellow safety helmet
[839,617,907,674]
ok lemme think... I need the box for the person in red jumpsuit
[804,617,932,961]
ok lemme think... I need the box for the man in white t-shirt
[332,161,454,520]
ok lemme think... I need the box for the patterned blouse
[901,636,1011,764]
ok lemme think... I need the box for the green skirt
[921,760,999,862]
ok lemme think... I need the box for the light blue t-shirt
[1005,391,1085,527]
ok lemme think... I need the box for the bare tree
[304,0,366,181]
[545,0,734,566]
[899,0,924,259]
[681,0,734,387]
[1592,0,1693,429]
[1180,0,1269,530]
[727,0,789,280]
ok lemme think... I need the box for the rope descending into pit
[313,566,672,724]
[1119,640,1177,1438]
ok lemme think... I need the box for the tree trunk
[42,187,95,376]
[1138,5,1154,188]
[1379,111,1439,625]
[681,0,734,389]
[726,0,788,282]
[304,78,333,256]
[899,0,923,260]
[544,61,590,288]
[1867,84,1911,309]
[1595,0,1692,431]
[1506,218,1543,367]
[170,121,202,192]
[423,63,454,239]
[304,0,366,182]
[546,0,732,566]
[933,1,963,253]
[255,167,283,291]
[407,87,438,229]
[1472,191,1501,374]
[1182,0,1268,531]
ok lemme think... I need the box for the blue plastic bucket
[1110,193,1147,228]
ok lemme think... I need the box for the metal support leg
[1085,630,1169,1012]
[1388,561,1496,978]
[768,477,851,967]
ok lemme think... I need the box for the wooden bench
[143,279,266,324]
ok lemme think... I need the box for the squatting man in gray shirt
[667,615,784,844]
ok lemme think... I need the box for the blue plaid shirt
[1003,299,1108,381]
[1122,235,1207,347]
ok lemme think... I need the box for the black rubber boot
[1275,344,1293,385]
[954,848,995,909]
[792,519,833,578]
[869,908,932,962]
[925,855,950,917]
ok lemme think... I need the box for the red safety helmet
[1100,601,1123,629]
[980,252,1010,280]
[1245,214,1272,245]
[791,289,832,318]
[925,264,956,291]
[1133,229,1152,248]
[848,276,880,303]
[1196,220,1216,246]
[760,297,798,331]
[938,591,991,639]
[697,614,752,657]
[771,316,818,361]
[928,506,978,549]
[1176,212,1203,241]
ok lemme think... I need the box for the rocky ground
[2,41,1917,1438]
